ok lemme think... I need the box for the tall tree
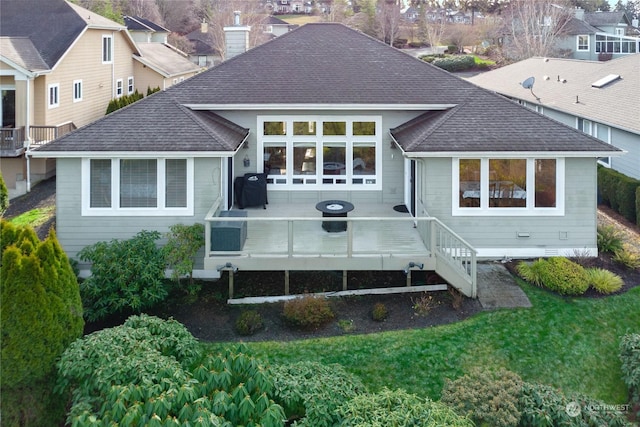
[501,0,575,60]
[379,0,403,45]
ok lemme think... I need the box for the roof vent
[591,74,621,88]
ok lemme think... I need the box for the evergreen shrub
[78,230,167,321]
[0,172,8,215]
[283,295,334,329]
[597,225,624,253]
[371,302,388,321]
[441,367,522,427]
[585,267,623,294]
[235,309,264,336]
[620,333,640,417]
[432,55,475,72]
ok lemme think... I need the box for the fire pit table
[315,200,354,232]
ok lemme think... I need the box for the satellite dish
[521,76,535,89]
[520,76,540,102]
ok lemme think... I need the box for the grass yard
[204,281,640,404]
[8,205,55,228]
[277,14,323,25]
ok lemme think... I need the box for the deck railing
[30,122,76,146]
[0,127,26,155]
[204,200,477,296]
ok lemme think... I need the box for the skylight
[591,74,621,88]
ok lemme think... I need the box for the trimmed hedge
[598,165,640,226]
[431,55,476,72]
[620,333,640,418]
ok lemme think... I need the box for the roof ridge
[178,104,247,150]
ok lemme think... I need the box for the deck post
[406,271,411,287]
[228,271,234,299]
[285,270,290,295]
[342,270,347,291]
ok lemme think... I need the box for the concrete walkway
[476,262,532,309]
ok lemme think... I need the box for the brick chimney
[223,11,250,60]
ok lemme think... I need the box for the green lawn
[204,281,640,404]
[8,206,55,228]
[277,14,322,25]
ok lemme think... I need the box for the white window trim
[48,83,59,108]
[452,157,565,217]
[102,35,113,64]
[73,80,82,102]
[127,76,134,95]
[577,35,589,51]
[115,79,123,98]
[257,115,382,191]
[81,157,194,216]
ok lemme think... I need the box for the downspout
[25,77,32,192]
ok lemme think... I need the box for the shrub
[337,387,474,427]
[613,247,640,269]
[536,257,589,295]
[235,309,264,335]
[58,330,284,426]
[598,165,640,224]
[412,292,440,316]
[163,222,205,287]
[1,223,84,424]
[620,333,640,417]
[516,259,545,287]
[518,382,631,426]
[78,230,168,321]
[0,172,8,215]
[598,225,624,253]
[271,361,366,427]
[432,55,476,72]
[585,267,623,294]
[371,302,388,321]
[441,367,522,427]
[283,295,334,329]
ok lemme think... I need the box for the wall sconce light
[243,155,250,167]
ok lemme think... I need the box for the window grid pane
[489,159,527,208]
[120,159,157,207]
[165,159,187,207]
[90,159,111,208]
[535,159,556,207]
[459,159,481,208]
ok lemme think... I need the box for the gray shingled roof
[1,0,86,69]
[124,16,169,33]
[0,37,50,73]
[34,23,621,155]
[468,55,640,134]
[584,11,630,27]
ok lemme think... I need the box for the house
[124,16,202,90]
[559,8,639,60]
[263,16,298,38]
[31,23,621,299]
[467,55,639,181]
[185,23,222,68]
[0,0,139,198]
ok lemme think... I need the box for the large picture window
[454,158,563,216]
[259,116,381,189]
[82,158,193,216]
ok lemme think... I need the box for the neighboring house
[124,15,169,44]
[0,0,139,198]
[263,16,297,38]
[124,16,202,91]
[31,23,621,299]
[185,23,222,68]
[559,8,639,60]
[468,55,639,181]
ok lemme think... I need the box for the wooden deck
[203,200,477,298]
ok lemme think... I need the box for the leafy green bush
[620,333,640,417]
[516,259,545,287]
[432,55,476,72]
[283,295,334,329]
[529,257,589,295]
[598,225,624,253]
[371,302,388,321]
[441,367,522,427]
[518,382,631,426]
[1,222,83,425]
[235,309,264,336]
[585,267,623,294]
[271,361,365,426]
[337,387,474,426]
[78,230,168,321]
[57,318,284,426]
[0,172,8,215]
[613,247,640,270]
[419,53,445,63]
[598,165,639,224]
[163,222,205,286]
